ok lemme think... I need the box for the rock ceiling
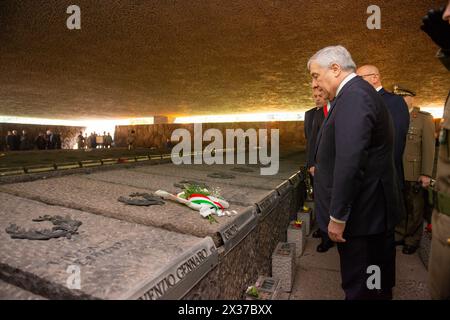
[0,0,448,120]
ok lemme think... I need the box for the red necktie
[323,103,328,118]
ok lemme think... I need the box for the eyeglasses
[360,73,378,78]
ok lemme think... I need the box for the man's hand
[309,166,315,176]
[328,220,346,243]
[418,175,432,188]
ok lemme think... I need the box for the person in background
[84,133,89,149]
[35,132,47,150]
[105,132,113,148]
[304,86,333,253]
[11,130,21,151]
[54,132,62,149]
[101,131,107,149]
[92,132,98,149]
[357,65,410,190]
[5,131,13,151]
[46,130,54,150]
[128,130,137,150]
[393,86,435,255]
[85,132,94,149]
[165,137,174,151]
[77,132,85,150]
[20,130,33,150]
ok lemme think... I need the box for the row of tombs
[0,152,313,300]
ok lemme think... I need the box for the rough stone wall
[254,193,293,278]
[184,183,303,300]
[115,121,306,153]
[0,124,84,151]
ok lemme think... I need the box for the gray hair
[307,45,356,72]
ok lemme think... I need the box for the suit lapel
[313,98,338,159]
[312,76,361,160]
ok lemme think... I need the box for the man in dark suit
[308,45,403,300]
[11,130,21,151]
[305,87,328,174]
[357,65,410,189]
[304,86,334,252]
[5,131,14,151]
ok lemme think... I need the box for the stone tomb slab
[199,161,302,179]
[131,164,286,190]
[82,168,273,208]
[0,280,46,300]
[168,162,302,181]
[0,192,215,300]
[0,176,249,245]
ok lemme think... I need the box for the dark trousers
[321,230,332,243]
[337,230,396,300]
[395,182,425,247]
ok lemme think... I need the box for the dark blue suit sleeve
[304,111,313,168]
[397,96,410,155]
[329,91,376,222]
[304,111,311,140]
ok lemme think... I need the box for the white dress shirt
[335,73,357,97]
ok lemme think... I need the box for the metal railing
[0,148,254,177]
[0,154,170,177]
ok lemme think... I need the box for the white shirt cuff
[330,216,346,224]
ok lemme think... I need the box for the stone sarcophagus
[0,192,217,300]
[0,151,306,299]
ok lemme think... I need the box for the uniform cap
[393,85,416,97]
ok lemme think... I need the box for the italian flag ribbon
[187,193,224,212]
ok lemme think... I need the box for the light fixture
[174,112,305,124]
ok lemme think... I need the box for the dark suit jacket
[304,107,325,169]
[379,88,410,188]
[6,135,14,149]
[314,76,403,237]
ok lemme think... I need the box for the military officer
[421,1,450,299]
[394,86,436,255]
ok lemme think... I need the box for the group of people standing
[302,3,449,300]
[77,131,114,150]
[5,129,62,151]
[306,68,436,256]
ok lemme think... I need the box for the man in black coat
[304,86,334,252]
[5,131,14,151]
[304,87,328,174]
[46,130,54,150]
[357,65,410,189]
[35,133,47,150]
[308,45,403,300]
[11,130,21,151]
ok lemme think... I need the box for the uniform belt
[429,189,450,217]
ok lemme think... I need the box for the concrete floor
[289,231,431,300]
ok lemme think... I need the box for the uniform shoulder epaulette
[418,110,431,116]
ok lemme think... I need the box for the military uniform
[395,104,435,249]
[420,3,450,300]
[429,92,450,299]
